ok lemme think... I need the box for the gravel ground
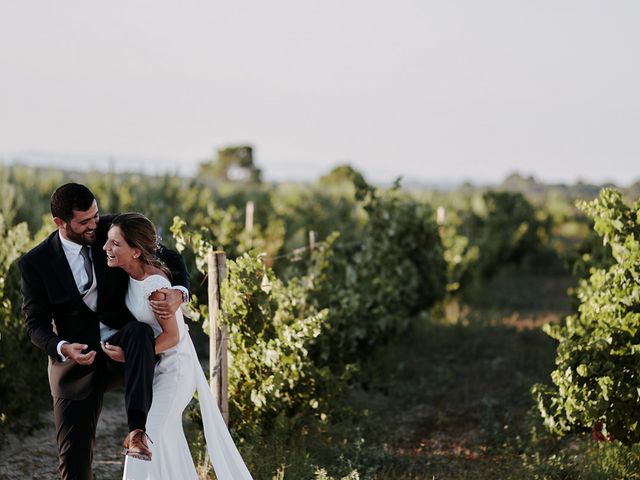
[0,390,129,480]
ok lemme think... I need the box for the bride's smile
[104,225,142,275]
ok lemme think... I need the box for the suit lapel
[92,242,107,297]
[49,231,84,298]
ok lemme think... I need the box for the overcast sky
[1,1,638,185]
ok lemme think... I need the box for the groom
[19,183,190,480]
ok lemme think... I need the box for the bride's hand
[101,342,125,362]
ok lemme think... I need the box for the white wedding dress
[122,274,252,480]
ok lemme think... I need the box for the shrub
[533,188,640,444]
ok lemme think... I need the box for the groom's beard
[64,223,96,246]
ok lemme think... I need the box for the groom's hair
[51,183,96,222]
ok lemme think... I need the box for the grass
[343,317,555,479]
[207,270,640,479]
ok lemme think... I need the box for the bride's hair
[110,212,171,278]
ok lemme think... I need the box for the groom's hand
[61,343,96,365]
[149,288,182,320]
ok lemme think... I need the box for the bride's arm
[150,290,180,354]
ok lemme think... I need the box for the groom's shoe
[122,429,153,461]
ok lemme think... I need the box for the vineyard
[1,162,640,479]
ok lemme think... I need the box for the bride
[101,212,252,480]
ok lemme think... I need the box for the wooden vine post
[308,230,316,252]
[245,200,255,249]
[436,206,446,238]
[208,249,229,425]
[245,200,255,232]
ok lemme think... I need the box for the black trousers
[107,320,156,428]
[54,390,102,480]
[53,321,155,480]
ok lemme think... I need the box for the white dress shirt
[57,233,119,360]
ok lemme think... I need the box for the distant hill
[2,154,637,200]
[498,173,639,201]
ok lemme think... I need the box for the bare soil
[0,390,128,480]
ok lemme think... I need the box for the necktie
[80,245,94,291]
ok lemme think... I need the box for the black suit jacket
[19,214,190,399]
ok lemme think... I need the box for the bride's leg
[139,348,199,478]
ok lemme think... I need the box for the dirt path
[0,390,128,480]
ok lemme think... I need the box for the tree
[318,165,366,188]
[198,145,262,183]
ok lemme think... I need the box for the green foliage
[533,188,640,444]
[221,253,329,430]
[0,168,18,225]
[171,176,448,433]
[173,217,331,431]
[306,179,447,371]
[437,208,480,293]
[523,432,640,480]
[270,182,364,274]
[319,164,366,189]
[468,191,550,279]
[436,190,555,300]
[0,214,47,439]
[314,468,360,480]
[0,216,31,336]
[0,165,63,234]
[568,228,614,279]
[172,207,284,266]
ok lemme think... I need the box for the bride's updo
[110,212,170,277]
